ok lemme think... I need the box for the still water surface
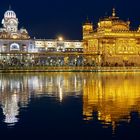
[0,72,140,140]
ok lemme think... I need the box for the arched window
[10,43,20,51]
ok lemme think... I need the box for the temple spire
[9,5,11,10]
[112,8,116,17]
[86,16,89,23]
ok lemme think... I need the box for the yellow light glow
[58,36,63,41]
[83,8,140,67]
[83,72,140,130]
[12,35,18,39]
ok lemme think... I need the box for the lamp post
[75,58,77,66]
[31,59,34,67]
[3,58,5,67]
[25,59,28,67]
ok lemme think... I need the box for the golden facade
[83,8,140,66]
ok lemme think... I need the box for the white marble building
[0,8,83,54]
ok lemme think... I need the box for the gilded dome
[111,20,130,31]
[98,8,130,31]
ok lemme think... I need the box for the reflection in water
[2,93,19,126]
[0,73,83,126]
[0,72,140,131]
[83,73,140,132]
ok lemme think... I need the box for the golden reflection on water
[0,72,140,128]
[83,72,140,130]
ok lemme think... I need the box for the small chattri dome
[4,10,16,19]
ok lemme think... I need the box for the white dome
[4,10,16,19]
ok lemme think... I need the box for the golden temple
[83,8,140,67]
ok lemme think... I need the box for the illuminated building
[0,8,29,40]
[83,8,140,67]
[0,8,83,64]
[1,7,140,70]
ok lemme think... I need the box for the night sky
[0,0,140,40]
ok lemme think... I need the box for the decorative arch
[10,43,20,51]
